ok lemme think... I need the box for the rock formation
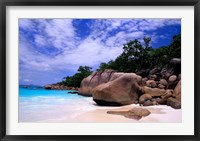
[92,73,142,106]
[107,107,151,120]
[78,58,181,109]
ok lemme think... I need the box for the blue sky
[19,19,181,86]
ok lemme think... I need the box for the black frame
[0,0,199,141]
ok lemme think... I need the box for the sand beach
[34,97,181,123]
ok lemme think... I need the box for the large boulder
[92,73,142,106]
[79,69,116,96]
[79,69,142,97]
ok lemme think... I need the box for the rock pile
[79,58,181,109]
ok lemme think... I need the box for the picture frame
[0,0,199,140]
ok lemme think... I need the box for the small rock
[158,84,165,89]
[159,79,168,86]
[143,100,153,106]
[167,81,178,89]
[149,75,158,80]
[168,75,177,83]
[152,99,158,105]
[167,97,181,109]
[142,77,148,86]
[146,80,157,88]
[149,67,161,75]
[156,97,162,103]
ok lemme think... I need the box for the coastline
[37,97,181,123]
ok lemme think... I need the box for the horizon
[19,18,181,86]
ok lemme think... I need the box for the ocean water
[19,86,94,122]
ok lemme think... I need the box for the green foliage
[97,34,181,72]
[97,60,116,71]
[58,66,92,87]
[57,34,181,87]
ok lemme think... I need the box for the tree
[58,66,92,87]
[95,34,181,72]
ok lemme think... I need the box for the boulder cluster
[79,58,181,109]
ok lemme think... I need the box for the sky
[19,19,181,86]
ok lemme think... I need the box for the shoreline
[19,87,181,123]
[37,98,181,123]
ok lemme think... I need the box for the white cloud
[19,19,35,30]
[34,34,47,46]
[19,18,181,80]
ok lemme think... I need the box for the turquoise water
[19,86,83,99]
[19,86,93,122]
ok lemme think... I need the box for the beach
[19,87,181,123]
[39,98,181,123]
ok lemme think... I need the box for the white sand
[38,97,181,123]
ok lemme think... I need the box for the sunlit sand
[22,97,182,123]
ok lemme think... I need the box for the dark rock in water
[44,85,52,90]
[167,97,181,109]
[23,86,28,88]
[78,93,92,97]
[107,107,151,120]
[68,91,79,94]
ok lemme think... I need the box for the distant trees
[98,34,181,72]
[57,66,92,87]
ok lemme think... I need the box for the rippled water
[19,86,94,122]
